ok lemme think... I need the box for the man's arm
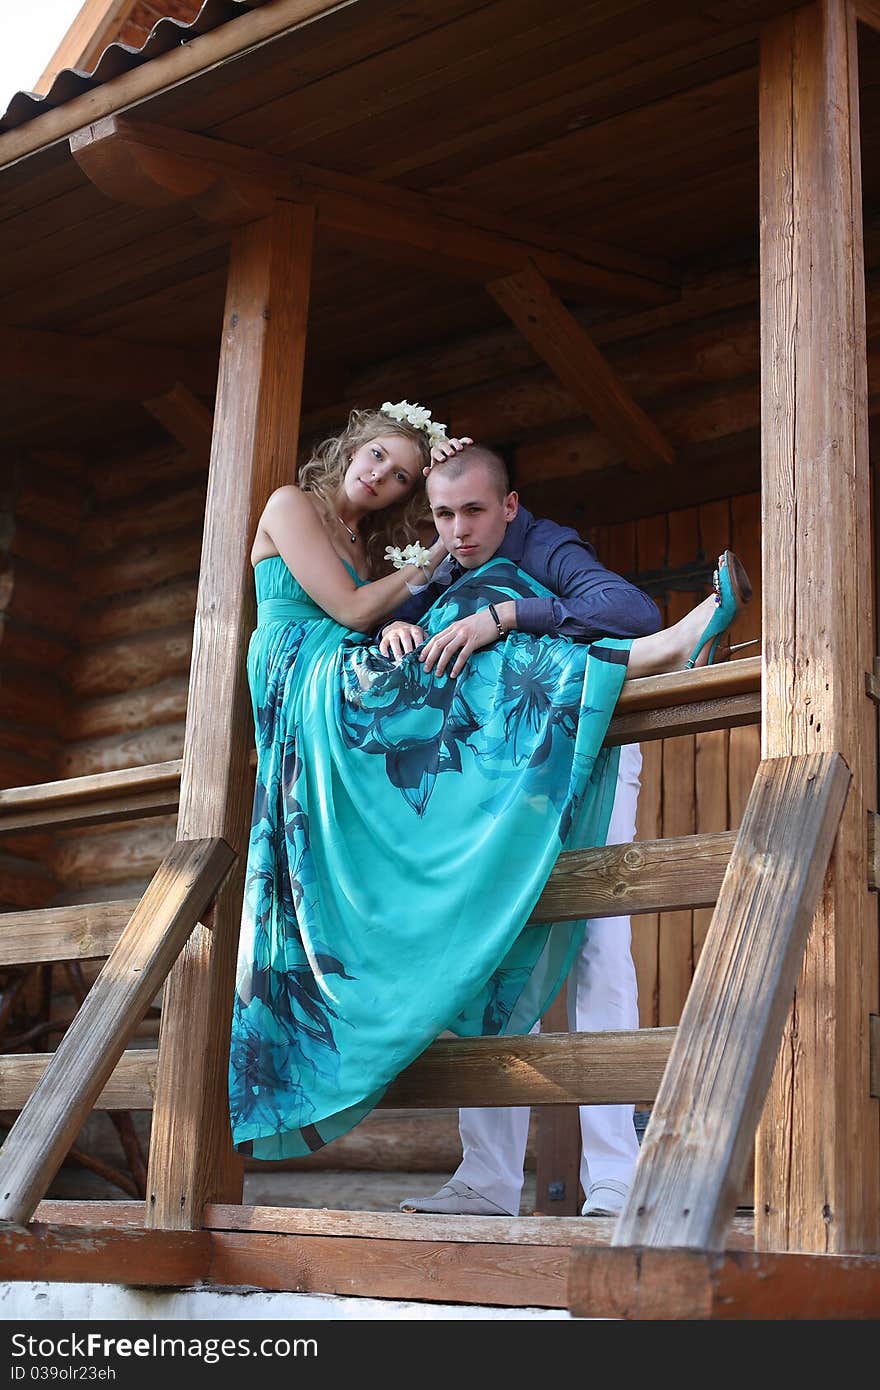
[516,530,661,640]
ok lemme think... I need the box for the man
[379,442,660,1218]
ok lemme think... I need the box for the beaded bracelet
[487,603,506,640]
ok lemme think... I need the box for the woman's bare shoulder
[252,486,323,564]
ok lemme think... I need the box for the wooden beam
[568,1248,880,1320]
[0,822,734,975]
[488,265,675,472]
[533,991,581,1215]
[0,0,354,165]
[855,1,880,35]
[0,659,761,832]
[614,752,850,1252]
[0,1223,211,1287]
[383,1029,674,1108]
[0,899,137,966]
[0,837,234,1225]
[143,382,214,465]
[606,690,761,746]
[0,761,182,834]
[1,1049,157,1110]
[30,1199,756,1250]
[757,0,880,1253]
[0,326,216,401]
[69,117,675,304]
[146,201,315,1231]
[5,1029,675,1113]
[530,829,734,923]
[868,811,880,890]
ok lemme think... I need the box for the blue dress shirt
[390,505,661,641]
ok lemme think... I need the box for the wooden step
[2,1028,675,1113]
[13,1203,755,1310]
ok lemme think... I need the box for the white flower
[380,399,447,447]
[426,421,448,448]
[385,543,433,572]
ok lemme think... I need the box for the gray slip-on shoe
[581,1179,629,1217]
[399,1179,513,1216]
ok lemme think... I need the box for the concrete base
[0,1282,570,1320]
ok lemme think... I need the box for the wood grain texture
[143,383,213,464]
[384,1029,674,1108]
[0,899,138,965]
[568,1247,880,1319]
[0,761,182,835]
[0,837,234,1224]
[757,0,880,1252]
[658,507,698,1028]
[613,753,850,1251]
[533,990,581,1215]
[606,692,760,747]
[1,1049,157,1109]
[29,1198,755,1250]
[148,202,315,1230]
[693,499,732,965]
[7,1030,674,1114]
[529,829,734,923]
[488,264,675,470]
[0,1222,210,1286]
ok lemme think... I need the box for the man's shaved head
[426,444,510,501]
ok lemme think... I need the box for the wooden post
[758,0,880,1251]
[532,991,581,1215]
[146,202,315,1230]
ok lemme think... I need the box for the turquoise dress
[229,553,631,1159]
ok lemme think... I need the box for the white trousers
[454,742,642,1215]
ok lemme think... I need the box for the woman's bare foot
[626,550,751,681]
[626,593,720,680]
[674,593,721,669]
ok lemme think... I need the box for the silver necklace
[336,513,359,544]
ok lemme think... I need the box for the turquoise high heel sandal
[685,550,753,669]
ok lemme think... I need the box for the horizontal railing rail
[0,659,761,834]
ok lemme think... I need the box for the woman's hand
[424,435,474,476]
[379,621,427,661]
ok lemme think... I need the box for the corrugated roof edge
[0,0,269,133]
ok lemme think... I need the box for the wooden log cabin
[0,0,878,1318]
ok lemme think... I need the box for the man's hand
[379,620,428,661]
[424,435,474,476]
[419,608,500,678]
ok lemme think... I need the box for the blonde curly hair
[298,408,433,575]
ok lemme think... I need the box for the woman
[229,402,749,1160]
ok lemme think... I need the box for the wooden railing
[0,659,761,1226]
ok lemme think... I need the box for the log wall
[0,452,85,910]
[49,441,204,906]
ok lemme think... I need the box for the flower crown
[380,399,448,450]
